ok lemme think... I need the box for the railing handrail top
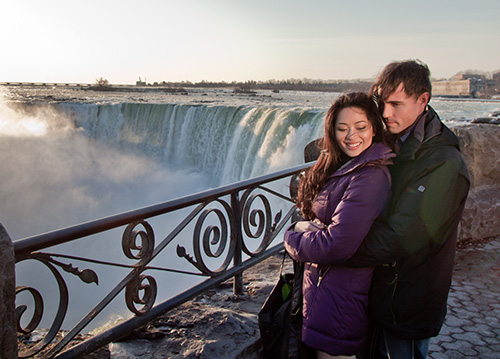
[13,162,312,255]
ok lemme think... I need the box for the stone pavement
[427,237,500,359]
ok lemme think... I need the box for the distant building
[451,73,485,81]
[493,70,500,84]
[432,78,486,98]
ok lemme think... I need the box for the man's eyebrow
[385,99,403,104]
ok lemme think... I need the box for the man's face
[381,83,429,135]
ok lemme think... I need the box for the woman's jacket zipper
[317,266,332,287]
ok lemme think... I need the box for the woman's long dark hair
[297,92,389,220]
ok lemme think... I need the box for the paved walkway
[428,237,500,359]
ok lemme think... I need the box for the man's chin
[385,122,400,134]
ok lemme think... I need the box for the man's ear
[418,92,430,106]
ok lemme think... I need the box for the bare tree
[94,77,110,87]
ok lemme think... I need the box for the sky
[0,0,499,84]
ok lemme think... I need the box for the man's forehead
[382,83,408,101]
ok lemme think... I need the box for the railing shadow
[13,163,309,358]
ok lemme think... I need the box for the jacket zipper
[304,265,331,323]
[317,266,332,287]
[390,272,399,327]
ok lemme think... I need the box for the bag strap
[281,249,304,313]
[291,259,303,314]
[278,249,287,277]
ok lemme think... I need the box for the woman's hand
[293,220,326,233]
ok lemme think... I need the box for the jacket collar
[396,106,443,161]
[331,142,395,178]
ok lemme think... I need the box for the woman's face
[335,107,374,157]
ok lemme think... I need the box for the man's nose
[382,105,392,119]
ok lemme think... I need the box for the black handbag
[258,252,313,359]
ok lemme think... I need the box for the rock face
[459,185,500,242]
[452,124,500,188]
[451,124,500,242]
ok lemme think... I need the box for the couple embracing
[284,60,470,359]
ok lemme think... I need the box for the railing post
[0,224,18,359]
[231,192,243,295]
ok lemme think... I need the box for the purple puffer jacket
[284,142,394,356]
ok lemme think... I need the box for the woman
[284,92,394,358]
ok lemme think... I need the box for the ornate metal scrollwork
[46,255,99,285]
[15,256,70,358]
[177,199,235,276]
[125,272,157,316]
[15,252,99,357]
[240,188,282,256]
[122,220,157,315]
[16,286,43,335]
[122,220,155,267]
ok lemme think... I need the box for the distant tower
[136,77,146,86]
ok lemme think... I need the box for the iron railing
[13,162,309,358]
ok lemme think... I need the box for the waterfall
[1,99,325,239]
[58,102,326,184]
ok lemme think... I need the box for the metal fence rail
[14,162,309,358]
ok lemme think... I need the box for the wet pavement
[428,237,500,358]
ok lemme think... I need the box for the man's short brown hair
[370,59,432,103]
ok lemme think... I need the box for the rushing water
[2,85,499,332]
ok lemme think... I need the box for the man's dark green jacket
[347,106,470,339]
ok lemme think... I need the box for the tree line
[147,79,372,93]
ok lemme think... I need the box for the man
[346,60,470,358]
